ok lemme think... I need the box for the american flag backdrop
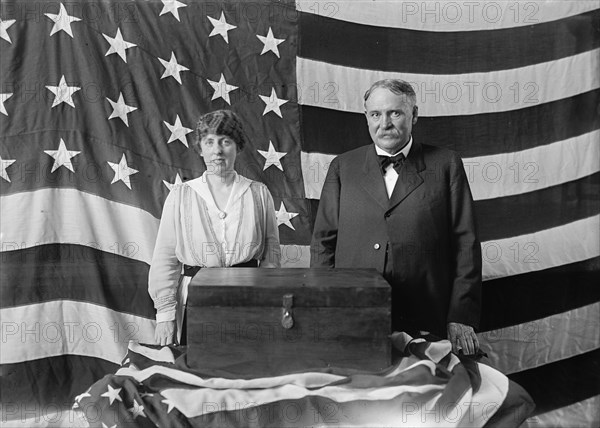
[0,0,598,426]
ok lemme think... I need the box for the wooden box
[187,268,391,377]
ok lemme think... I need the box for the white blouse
[149,172,281,322]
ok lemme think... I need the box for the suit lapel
[388,141,425,212]
[360,146,389,210]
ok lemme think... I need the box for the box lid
[187,268,390,308]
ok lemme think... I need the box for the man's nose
[381,114,392,127]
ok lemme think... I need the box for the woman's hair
[192,109,248,155]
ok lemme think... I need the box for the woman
[149,110,281,345]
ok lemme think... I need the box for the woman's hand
[155,320,176,346]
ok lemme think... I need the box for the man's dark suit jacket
[310,141,482,337]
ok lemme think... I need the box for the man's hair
[364,79,417,108]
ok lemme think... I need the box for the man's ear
[412,105,419,125]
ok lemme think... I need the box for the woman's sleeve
[260,185,281,267]
[148,186,183,322]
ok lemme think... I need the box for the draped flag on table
[0,1,598,426]
[71,338,534,428]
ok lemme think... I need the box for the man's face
[365,87,418,154]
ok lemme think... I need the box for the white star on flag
[160,0,187,21]
[257,27,285,58]
[259,88,288,118]
[257,141,287,171]
[158,52,189,84]
[276,201,299,230]
[1,156,16,182]
[207,74,238,105]
[103,28,137,62]
[163,173,183,191]
[44,138,80,173]
[107,93,137,127]
[108,154,138,189]
[163,115,192,146]
[1,18,16,43]
[162,398,177,413]
[207,12,236,43]
[46,75,81,109]
[1,92,13,116]
[128,399,146,419]
[100,384,123,405]
[44,3,81,38]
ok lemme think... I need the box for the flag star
[0,92,13,116]
[259,88,288,118]
[163,115,192,146]
[128,399,146,419]
[1,18,16,43]
[207,74,238,105]
[100,384,123,406]
[44,138,80,173]
[207,12,236,43]
[163,173,183,191]
[74,389,92,403]
[108,154,138,189]
[257,27,285,58]
[107,93,137,127]
[158,52,189,84]
[162,398,177,413]
[258,141,287,171]
[276,202,299,230]
[44,3,81,38]
[159,0,187,21]
[1,156,16,182]
[46,75,81,109]
[103,28,137,62]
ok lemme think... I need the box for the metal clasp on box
[281,294,294,329]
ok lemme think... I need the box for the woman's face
[199,133,238,174]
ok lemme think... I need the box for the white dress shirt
[375,137,413,198]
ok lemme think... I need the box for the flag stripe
[478,302,600,375]
[474,173,600,242]
[481,257,600,330]
[297,0,600,32]
[481,215,600,280]
[301,129,600,201]
[0,244,154,316]
[0,356,118,408]
[300,89,600,157]
[523,395,600,428]
[0,187,159,264]
[279,216,600,279]
[508,349,600,414]
[297,49,600,115]
[299,10,600,74]
[0,300,155,365]
[305,172,600,243]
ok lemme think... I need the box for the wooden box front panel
[187,268,391,377]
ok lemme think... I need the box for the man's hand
[447,322,479,355]
[155,320,176,346]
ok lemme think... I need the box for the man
[310,79,482,355]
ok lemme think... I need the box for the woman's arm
[259,185,281,268]
[148,187,183,324]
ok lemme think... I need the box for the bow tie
[378,153,405,174]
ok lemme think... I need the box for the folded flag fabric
[73,335,533,427]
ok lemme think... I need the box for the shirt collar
[375,136,413,158]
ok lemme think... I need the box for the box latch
[281,293,294,329]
